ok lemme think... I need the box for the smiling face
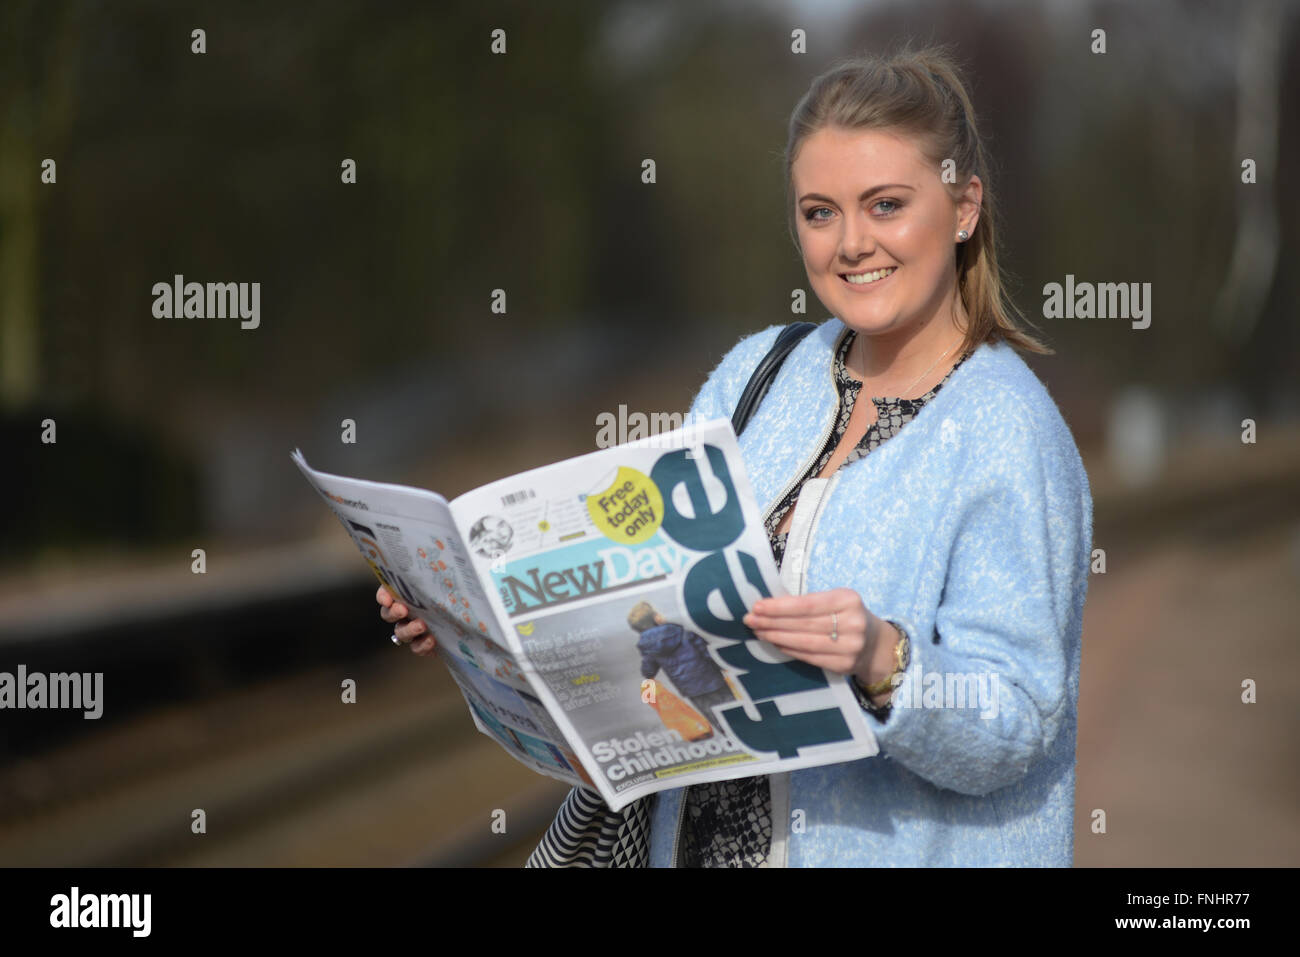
[792,126,980,355]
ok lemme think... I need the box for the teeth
[843,266,896,285]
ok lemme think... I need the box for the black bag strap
[730,321,817,437]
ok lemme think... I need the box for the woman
[381,44,1093,867]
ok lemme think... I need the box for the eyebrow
[797,183,915,204]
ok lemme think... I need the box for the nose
[839,208,876,261]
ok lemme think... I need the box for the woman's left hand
[742,587,889,683]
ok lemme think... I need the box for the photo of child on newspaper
[628,600,738,736]
[504,583,766,796]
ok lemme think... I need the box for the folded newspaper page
[292,418,878,811]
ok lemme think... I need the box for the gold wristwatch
[858,621,911,697]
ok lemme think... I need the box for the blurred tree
[0,0,85,409]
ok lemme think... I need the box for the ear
[957,173,983,237]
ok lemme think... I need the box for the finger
[376,585,392,606]
[755,627,865,657]
[410,635,437,656]
[750,589,853,619]
[757,645,857,675]
[744,608,832,630]
[391,602,408,619]
[746,608,864,638]
[379,604,406,624]
[394,618,427,642]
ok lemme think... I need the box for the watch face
[891,626,910,670]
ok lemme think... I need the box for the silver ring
[391,633,401,646]
[830,611,838,642]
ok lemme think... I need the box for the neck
[847,284,967,392]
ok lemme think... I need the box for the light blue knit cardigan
[647,317,1093,867]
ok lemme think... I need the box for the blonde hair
[627,601,660,633]
[783,43,1052,356]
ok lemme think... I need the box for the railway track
[0,652,569,866]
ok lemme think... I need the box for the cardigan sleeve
[871,404,1093,796]
[685,324,785,425]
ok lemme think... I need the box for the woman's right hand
[377,585,436,656]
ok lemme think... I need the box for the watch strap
[852,620,910,717]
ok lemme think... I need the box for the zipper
[758,323,849,529]
[670,324,846,867]
[670,792,686,868]
[793,471,843,595]
[769,771,789,868]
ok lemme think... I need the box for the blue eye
[802,199,902,223]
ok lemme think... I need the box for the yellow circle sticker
[586,466,663,544]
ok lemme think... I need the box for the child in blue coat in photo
[628,600,737,731]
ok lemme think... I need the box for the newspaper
[291,418,878,811]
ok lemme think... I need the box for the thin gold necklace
[855,331,959,399]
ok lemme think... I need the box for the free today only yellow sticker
[585,466,664,545]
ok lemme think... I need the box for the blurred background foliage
[1,0,1296,555]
